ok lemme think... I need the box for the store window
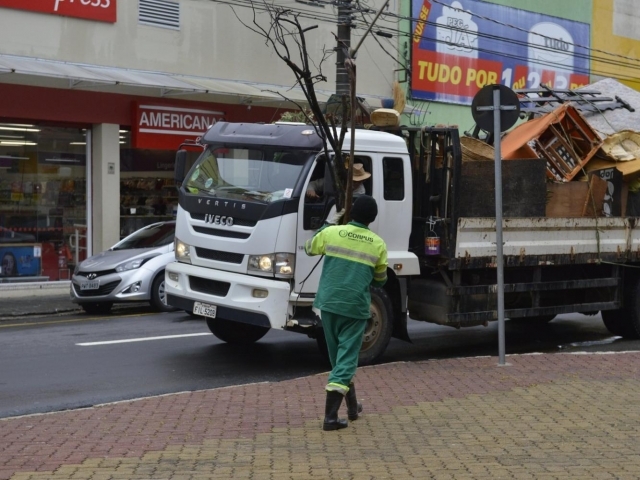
[119,131,182,239]
[0,123,88,282]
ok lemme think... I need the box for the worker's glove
[327,208,345,225]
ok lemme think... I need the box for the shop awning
[0,53,353,107]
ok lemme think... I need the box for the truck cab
[165,121,418,360]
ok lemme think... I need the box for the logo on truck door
[204,214,234,226]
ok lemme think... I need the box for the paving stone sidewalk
[2,352,640,479]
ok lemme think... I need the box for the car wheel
[81,302,113,315]
[150,272,177,312]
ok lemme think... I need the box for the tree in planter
[231,0,372,217]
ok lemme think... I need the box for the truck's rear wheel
[206,318,269,344]
[601,274,640,339]
[601,310,633,337]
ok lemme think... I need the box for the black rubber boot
[323,391,348,431]
[345,382,363,421]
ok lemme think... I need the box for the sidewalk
[0,282,146,320]
[3,351,640,479]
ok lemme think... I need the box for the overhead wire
[208,0,640,86]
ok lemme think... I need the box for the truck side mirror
[174,150,187,184]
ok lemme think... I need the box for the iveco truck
[165,120,640,364]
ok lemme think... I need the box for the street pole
[336,0,352,95]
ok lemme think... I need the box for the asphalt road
[0,309,635,418]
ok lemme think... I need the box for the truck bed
[451,217,640,269]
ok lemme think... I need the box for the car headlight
[175,237,192,264]
[248,253,295,278]
[116,259,144,272]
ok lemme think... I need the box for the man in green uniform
[304,195,388,431]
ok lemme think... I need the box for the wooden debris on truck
[501,104,603,182]
[546,174,608,217]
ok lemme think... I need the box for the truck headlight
[175,237,192,264]
[248,253,295,278]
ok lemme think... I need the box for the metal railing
[70,225,88,265]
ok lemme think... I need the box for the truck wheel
[81,302,113,315]
[358,287,394,366]
[150,273,176,312]
[206,318,269,344]
[601,275,640,339]
[601,310,633,337]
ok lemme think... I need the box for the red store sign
[132,104,224,150]
[0,0,117,23]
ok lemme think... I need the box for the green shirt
[304,221,388,319]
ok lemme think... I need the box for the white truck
[165,121,640,364]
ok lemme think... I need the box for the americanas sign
[0,0,117,23]
[411,0,590,105]
[132,104,224,150]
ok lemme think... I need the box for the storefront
[0,82,281,283]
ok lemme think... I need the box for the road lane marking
[77,332,212,346]
[0,313,155,329]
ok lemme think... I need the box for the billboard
[411,0,591,105]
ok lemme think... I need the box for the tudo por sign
[0,0,117,23]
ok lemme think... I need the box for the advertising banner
[0,0,117,23]
[411,0,591,105]
[132,104,224,150]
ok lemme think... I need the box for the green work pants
[321,310,367,391]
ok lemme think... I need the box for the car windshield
[183,147,311,203]
[112,223,175,251]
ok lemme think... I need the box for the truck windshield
[183,147,311,203]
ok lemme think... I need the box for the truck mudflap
[165,261,291,329]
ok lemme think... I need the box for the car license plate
[80,280,100,290]
[193,301,217,318]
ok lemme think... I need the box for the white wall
[0,0,398,98]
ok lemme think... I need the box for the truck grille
[73,280,121,297]
[195,247,244,264]
[193,226,250,239]
[189,276,231,297]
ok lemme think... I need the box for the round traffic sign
[471,84,520,133]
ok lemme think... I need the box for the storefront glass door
[0,123,88,282]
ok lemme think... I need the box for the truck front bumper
[165,261,291,329]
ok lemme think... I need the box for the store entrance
[0,122,88,282]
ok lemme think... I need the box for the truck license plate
[80,280,100,290]
[193,301,217,318]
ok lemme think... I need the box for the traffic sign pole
[472,84,520,367]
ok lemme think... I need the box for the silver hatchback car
[70,221,176,314]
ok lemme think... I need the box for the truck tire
[601,310,633,337]
[359,287,394,366]
[81,302,113,315]
[150,272,176,312]
[206,318,269,344]
[601,275,640,339]
[314,287,394,367]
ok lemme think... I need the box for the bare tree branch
[232,0,352,210]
